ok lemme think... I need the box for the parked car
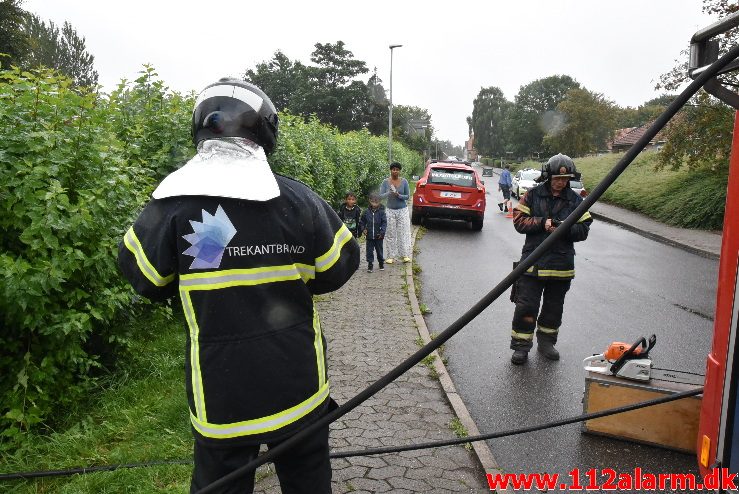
[569,179,588,198]
[412,161,486,230]
[511,168,541,198]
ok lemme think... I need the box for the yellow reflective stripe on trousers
[123,227,175,287]
[190,383,330,439]
[313,304,326,387]
[537,269,575,278]
[315,225,353,272]
[577,211,592,223]
[181,290,207,421]
[516,204,531,215]
[511,330,534,340]
[537,325,558,334]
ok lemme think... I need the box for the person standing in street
[509,154,592,365]
[118,77,359,493]
[498,164,513,214]
[380,162,412,264]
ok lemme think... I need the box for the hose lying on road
[191,43,739,494]
[0,386,703,481]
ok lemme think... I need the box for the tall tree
[505,75,580,157]
[614,95,675,129]
[306,41,370,132]
[363,69,388,136]
[244,50,309,112]
[470,86,512,158]
[543,88,616,157]
[22,14,98,87]
[0,0,28,67]
[655,0,737,172]
[392,105,432,155]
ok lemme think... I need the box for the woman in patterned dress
[379,162,412,264]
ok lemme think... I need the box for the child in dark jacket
[336,191,361,238]
[359,192,387,272]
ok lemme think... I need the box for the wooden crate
[582,371,703,453]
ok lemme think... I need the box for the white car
[511,168,541,199]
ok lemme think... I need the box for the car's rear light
[418,181,426,188]
[477,186,484,192]
[580,189,588,197]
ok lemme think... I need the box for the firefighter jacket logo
[182,205,237,269]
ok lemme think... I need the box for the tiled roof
[612,122,665,147]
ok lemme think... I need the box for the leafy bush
[0,68,142,437]
[106,66,195,186]
[271,113,423,208]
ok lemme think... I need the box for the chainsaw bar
[650,367,705,386]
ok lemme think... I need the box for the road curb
[589,211,720,260]
[406,226,511,494]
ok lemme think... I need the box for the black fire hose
[0,387,703,481]
[194,43,739,494]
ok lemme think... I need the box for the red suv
[412,160,486,230]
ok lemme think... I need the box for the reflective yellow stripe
[511,330,534,340]
[313,305,325,387]
[537,269,575,278]
[190,383,330,439]
[516,204,531,215]
[180,265,306,291]
[315,225,353,272]
[577,212,592,223]
[123,227,175,287]
[537,325,558,334]
[296,263,316,283]
[181,290,207,421]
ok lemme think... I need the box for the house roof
[612,122,665,147]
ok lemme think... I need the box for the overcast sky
[24,0,715,146]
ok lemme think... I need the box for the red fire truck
[692,12,739,487]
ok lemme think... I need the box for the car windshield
[521,170,541,181]
[570,180,583,189]
[428,168,476,188]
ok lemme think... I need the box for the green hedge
[0,66,421,441]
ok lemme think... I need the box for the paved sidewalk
[255,241,489,493]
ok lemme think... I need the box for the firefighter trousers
[510,275,571,351]
[190,423,331,494]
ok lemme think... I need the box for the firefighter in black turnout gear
[118,78,359,493]
[509,154,592,365]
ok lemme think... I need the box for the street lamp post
[388,44,402,163]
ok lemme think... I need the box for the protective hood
[152,138,280,201]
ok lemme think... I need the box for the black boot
[537,340,560,360]
[511,350,528,365]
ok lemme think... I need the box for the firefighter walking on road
[509,154,592,365]
[118,78,359,493]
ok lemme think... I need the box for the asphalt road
[416,192,718,492]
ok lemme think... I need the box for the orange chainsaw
[583,335,656,381]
